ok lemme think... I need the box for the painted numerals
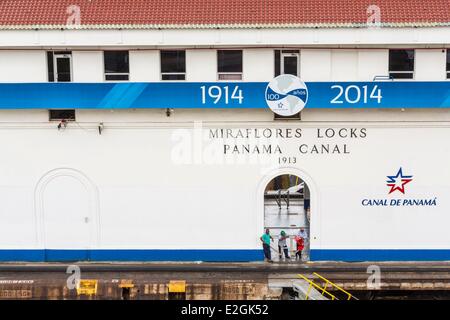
[201,85,244,105]
[331,84,383,105]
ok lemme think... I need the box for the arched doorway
[264,174,311,262]
[34,168,100,261]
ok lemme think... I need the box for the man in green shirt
[260,228,274,263]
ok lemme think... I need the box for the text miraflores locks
[209,128,367,155]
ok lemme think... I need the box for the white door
[42,175,92,260]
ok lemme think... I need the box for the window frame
[53,53,73,82]
[47,51,73,82]
[160,50,186,81]
[103,50,130,81]
[275,49,300,77]
[274,112,301,121]
[388,49,415,80]
[446,49,450,79]
[48,109,76,121]
[217,49,243,81]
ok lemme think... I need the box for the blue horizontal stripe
[0,81,450,109]
[0,250,263,262]
[311,249,450,261]
[1,249,450,262]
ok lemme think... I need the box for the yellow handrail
[312,272,357,300]
[297,274,337,300]
[297,273,358,300]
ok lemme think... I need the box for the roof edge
[0,22,450,30]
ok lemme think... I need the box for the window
[447,50,450,79]
[274,112,301,120]
[160,50,186,80]
[47,51,72,82]
[218,50,242,80]
[49,110,76,121]
[389,49,414,79]
[275,50,300,77]
[104,51,129,81]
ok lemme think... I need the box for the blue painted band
[1,249,450,262]
[0,249,264,262]
[310,249,450,261]
[0,81,450,109]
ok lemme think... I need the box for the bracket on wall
[98,123,104,135]
[57,119,68,131]
[166,108,174,117]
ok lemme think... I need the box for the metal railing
[298,272,358,300]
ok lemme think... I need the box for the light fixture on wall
[98,122,104,135]
[166,108,174,117]
[57,119,68,131]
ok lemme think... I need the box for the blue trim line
[1,81,450,110]
[2,249,450,262]
[0,250,263,262]
[310,249,450,261]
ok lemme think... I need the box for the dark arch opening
[264,174,310,262]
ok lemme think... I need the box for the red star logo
[386,168,413,194]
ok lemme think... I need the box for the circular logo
[265,75,308,116]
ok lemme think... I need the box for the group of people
[260,228,308,263]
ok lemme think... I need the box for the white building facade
[0,0,449,261]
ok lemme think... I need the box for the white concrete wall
[358,49,389,80]
[0,123,449,254]
[331,50,359,81]
[129,50,160,81]
[1,27,450,47]
[415,49,447,81]
[0,48,447,83]
[0,50,46,82]
[300,49,390,81]
[72,51,103,82]
[300,50,331,81]
[243,49,274,81]
[186,49,216,81]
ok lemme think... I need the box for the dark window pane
[47,52,54,82]
[162,74,186,80]
[218,73,242,80]
[447,72,450,79]
[389,72,414,79]
[274,112,301,120]
[447,50,450,71]
[49,109,76,121]
[104,51,129,74]
[283,56,298,76]
[161,50,186,73]
[389,49,414,72]
[105,74,129,81]
[218,50,242,73]
[56,57,71,82]
[274,50,280,77]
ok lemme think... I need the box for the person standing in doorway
[260,228,274,263]
[299,228,308,242]
[295,234,305,261]
[296,228,308,261]
[278,231,290,260]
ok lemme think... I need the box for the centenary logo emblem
[386,167,413,194]
[265,74,308,116]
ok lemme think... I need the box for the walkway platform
[0,261,449,299]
